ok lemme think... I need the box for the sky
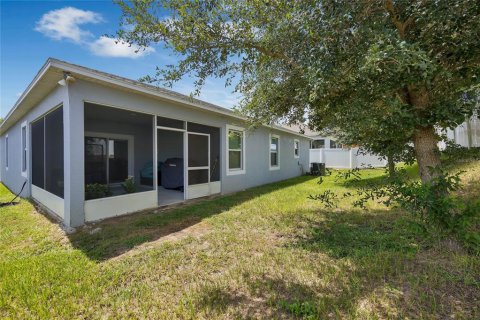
[0,0,241,118]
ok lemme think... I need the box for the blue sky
[0,0,240,118]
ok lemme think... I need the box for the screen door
[187,132,210,199]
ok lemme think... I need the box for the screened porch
[83,102,221,222]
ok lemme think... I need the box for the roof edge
[0,58,54,132]
[1,58,310,139]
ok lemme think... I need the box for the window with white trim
[294,139,299,158]
[5,134,8,169]
[227,125,245,174]
[21,122,27,175]
[269,134,280,169]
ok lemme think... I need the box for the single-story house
[0,58,311,228]
[286,125,344,150]
[286,125,387,169]
[310,136,343,150]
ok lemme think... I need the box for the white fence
[309,148,387,169]
[438,115,480,150]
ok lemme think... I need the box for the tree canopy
[116,0,480,182]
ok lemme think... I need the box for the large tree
[116,0,480,183]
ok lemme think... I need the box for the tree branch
[384,0,413,39]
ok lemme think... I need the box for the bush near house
[121,176,137,194]
[0,160,479,319]
[85,183,110,200]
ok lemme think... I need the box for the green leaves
[361,37,438,89]
[115,0,479,178]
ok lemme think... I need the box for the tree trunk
[387,155,395,178]
[403,85,442,184]
[413,126,442,183]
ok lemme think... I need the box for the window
[5,134,8,170]
[269,134,280,170]
[85,137,107,185]
[226,125,245,175]
[330,140,340,149]
[85,135,132,185]
[294,139,299,158]
[311,139,325,149]
[21,122,27,175]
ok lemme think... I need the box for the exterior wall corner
[63,84,85,227]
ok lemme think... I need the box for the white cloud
[35,7,154,59]
[35,7,103,43]
[89,36,155,58]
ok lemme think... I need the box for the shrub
[85,184,110,200]
[384,170,472,230]
[312,167,480,251]
[122,176,137,194]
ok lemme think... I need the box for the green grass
[1,162,479,319]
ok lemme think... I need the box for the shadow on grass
[192,209,427,318]
[341,173,388,188]
[282,209,424,317]
[340,164,419,189]
[69,176,317,261]
[194,274,321,319]
[294,209,423,259]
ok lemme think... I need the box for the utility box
[310,162,326,176]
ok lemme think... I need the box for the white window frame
[21,121,28,177]
[226,125,246,175]
[269,134,280,170]
[294,139,300,159]
[5,134,8,171]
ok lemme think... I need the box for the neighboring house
[290,126,386,169]
[287,125,344,149]
[0,58,310,228]
[309,145,387,170]
[309,136,343,150]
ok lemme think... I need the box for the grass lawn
[1,161,479,319]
